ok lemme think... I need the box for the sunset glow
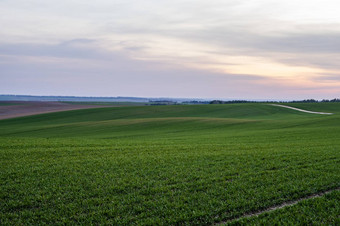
[1,0,340,99]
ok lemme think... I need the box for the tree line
[210,98,340,104]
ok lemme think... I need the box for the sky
[1,0,340,100]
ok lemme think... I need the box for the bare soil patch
[0,101,113,120]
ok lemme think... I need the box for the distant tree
[210,100,225,104]
[330,98,340,102]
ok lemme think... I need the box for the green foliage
[0,103,339,224]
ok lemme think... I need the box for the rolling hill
[1,103,339,224]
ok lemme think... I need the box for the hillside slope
[1,103,339,225]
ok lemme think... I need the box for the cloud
[1,40,300,99]
[314,73,340,82]
[0,39,101,59]
[274,53,340,71]
[1,0,340,99]
[1,39,338,100]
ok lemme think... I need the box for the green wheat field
[1,103,339,225]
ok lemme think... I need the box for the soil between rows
[0,101,114,120]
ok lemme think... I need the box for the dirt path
[0,101,114,120]
[215,187,340,225]
[270,104,334,115]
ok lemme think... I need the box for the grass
[0,102,23,106]
[61,101,148,106]
[230,190,340,225]
[0,103,339,224]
